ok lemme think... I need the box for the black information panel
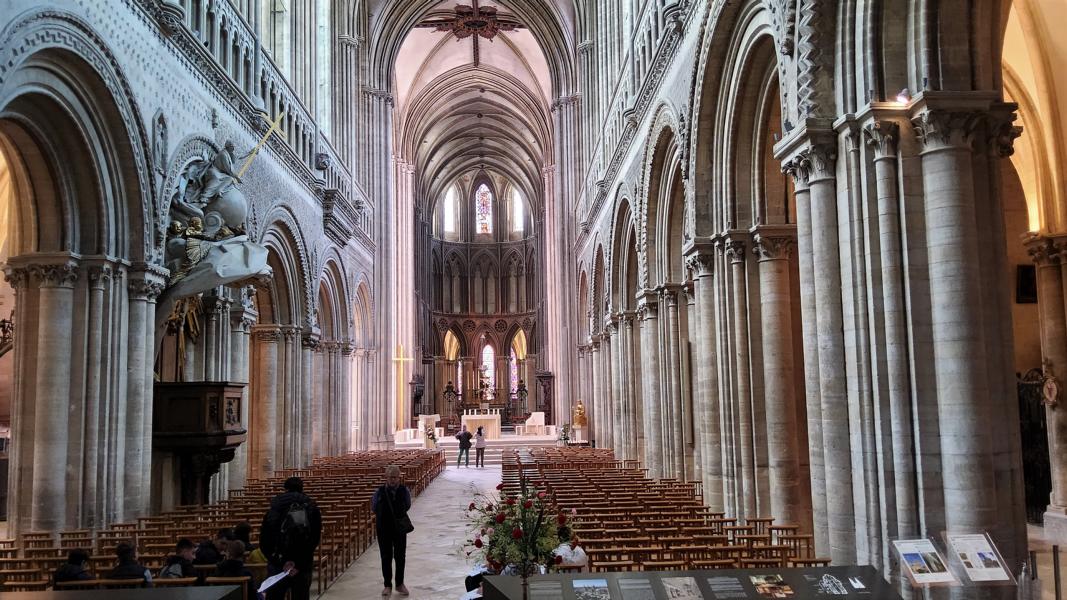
[484,566,902,600]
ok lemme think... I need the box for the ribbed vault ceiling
[394,0,557,214]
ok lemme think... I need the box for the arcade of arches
[0,0,1067,593]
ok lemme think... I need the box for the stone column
[601,324,615,450]
[341,343,355,453]
[753,228,803,525]
[686,247,723,510]
[609,314,625,458]
[864,120,918,540]
[301,331,320,466]
[623,313,639,462]
[27,261,78,531]
[912,107,997,536]
[125,266,164,520]
[590,336,602,444]
[723,236,756,518]
[638,291,664,478]
[229,293,256,488]
[252,326,281,477]
[1030,237,1067,532]
[662,286,685,479]
[82,264,111,529]
[783,153,827,546]
[283,326,299,466]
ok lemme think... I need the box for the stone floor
[321,464,501,600]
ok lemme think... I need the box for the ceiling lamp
[428,1,519,40]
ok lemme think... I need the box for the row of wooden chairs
[0,449,446,595]
[499,447,830,573]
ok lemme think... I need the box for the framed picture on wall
[1017,265,1037,304]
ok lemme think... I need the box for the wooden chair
[94,578,147,589]
[205,575,252,600]
[154,576,199,588]
[54,579,100,591]
[791,557,831,567]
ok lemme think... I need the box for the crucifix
[414,1,524,67]
[237,110,286,179]
[392,344,415,431]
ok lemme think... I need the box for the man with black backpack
[259,477,322,600]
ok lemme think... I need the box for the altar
[462,410,502,440]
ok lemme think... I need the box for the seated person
[552,527,587,568]
[194,527,232,564]
[215,540,256,599]
[54,549,93,584]
[107,542,152,585]
[159,538,196,579]
[233,521,258,552]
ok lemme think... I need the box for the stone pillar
[686,247,723,510]
[590,336,602,444]
[229,293,256,488]
[1030,237,1067,533]
[623,313,639,462]
[301,331,320,466]
[601,324,615,450]
[252,326,281,477]
[662,286,685,479]
[609,315,625,458]
[125,266,165,520]
[783,152,827,547]
[753,228,803,525]
[282,326,299,465]
[341,343,355,453]
[864,119,919,540]
[911,106,997,536]
[82,264,112,529]
[27,261,78,531]
[638,291,664,478]
[723,236,756,518]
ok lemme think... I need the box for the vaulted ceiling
[391,0,563,215]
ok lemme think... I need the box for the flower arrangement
[425,427,438,446]
[464,478,575,580]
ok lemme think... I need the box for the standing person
[456,425,473,468]
[474,426,487,468]
[259,477,323,600]
[372,465,413,596]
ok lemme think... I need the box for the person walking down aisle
[260,477,323,600]
[373,465,413,596]
[456,425,473,468]
[474,427,487,468]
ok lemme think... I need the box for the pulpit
[153,382,247,505]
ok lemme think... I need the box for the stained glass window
[511,189,524,233]
[510,348,519,394]
[443,186,457,233]
[476,184,493,234]
[481,344,495,391]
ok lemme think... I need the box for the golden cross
[392,344,415,430]
[237,110,286,179]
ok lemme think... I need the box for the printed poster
[750,574,795,599]
[946,533,1011,582]
[892,539,958,585]
[707,576,747,600]
[662,576,704,599]
[574,579,612,600]
[618,578,656,600]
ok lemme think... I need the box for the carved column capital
[1028,236,1063,266]
[254,325,283,343]
[863,120,900,159]
[982,105,1023,158]
[801,143,837,182]
[32,262,80,289]
[782,154,811,188]
[752,226,798,261]
[87,264,114,289]
[636,290,659,321]
[341,342,356,356]
[684,242,716,278]
[912,110,980,151]
[720,234,748,264]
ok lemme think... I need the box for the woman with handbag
[372,465,413,596]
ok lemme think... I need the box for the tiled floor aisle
[321,465,501,600]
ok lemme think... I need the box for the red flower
[523,499,533,509]
[486,503,493,511]
[474,538,483,548]
[557,513,567,526]
[555,555,563,564]
[537,491,546,499]
[496,483,504,490]
[495,512,506,524]
[468,502,476,511]
[506,497,515,506]
[512,527,523,539]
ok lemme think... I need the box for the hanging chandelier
[428,1,520,40]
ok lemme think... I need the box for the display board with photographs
[944,533,1013,584]
[483,566,903,600]
[573,579,612,600]
[891,539,958,586]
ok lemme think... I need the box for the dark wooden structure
[153,382,247,506]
